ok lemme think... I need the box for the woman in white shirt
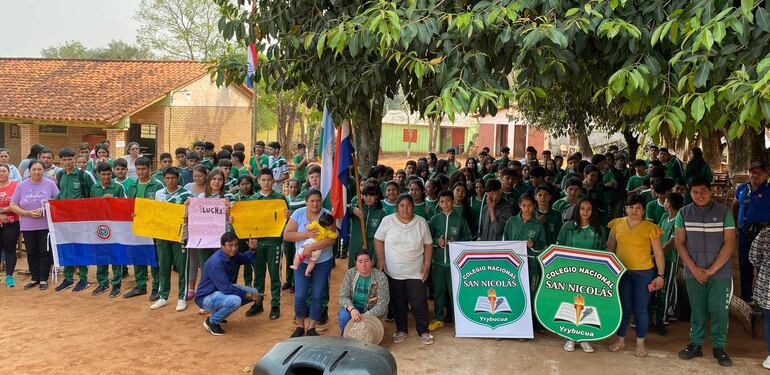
[374,193,434,345]
[121,142,142,179]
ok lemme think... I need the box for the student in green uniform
[249,141,268,175]
[267,141,289,193]
[556,198,608,250]
[112,158,135,191]
[232,174,257,288]
[244,169,289,320]
[651,192,684,336]
[675,176,735,367]
[86,143,114,172]
[582,165,608,224]
[123,157,164,299]
[535,184,562,246]
[627,159,650,195]
[408,178,433,220]
[424,178,439,213]
[348,185,386,269]
[292,143,308,186]
[217,158,238,193]
[553,178,583,221]
[428,190,471,332]
[645,178,673,224]
[495,147,511,166]
[54,148,96,293]
[174,147,188,171]
[194,141,213,170]
[684,147,713,185]
[153,153,174,186]
[469,179,485,236]
[446,148,460,175]
[283,179,307,291]
[231,151,250,181]
[451,182,474,226]
[151,167,192,312]
[381,181,399,215]
[90,162,128,298]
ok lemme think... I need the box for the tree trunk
[427,117,437,153]
[574,122,593,158]
[622,129,639,162]
[298,108,306,145]
[727,129,768,176]
[701,130,723,171]
[284,102,298,159]
[350,96,385,175]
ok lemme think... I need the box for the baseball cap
[749,160,768,171]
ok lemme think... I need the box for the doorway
[128,123,157,164]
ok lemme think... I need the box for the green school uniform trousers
[58,168,94,283]
[252,191,286,308]
[429,211,471,321]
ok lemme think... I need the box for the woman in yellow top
[607,194,665,357]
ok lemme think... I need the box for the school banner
[230,199,288,238]
[449,241,533,339]
[187,198,227,248]
[535,245,626,342]
[132,198,186,242]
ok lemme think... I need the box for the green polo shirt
[503,214,547,252]
[429,210,472,264]
[155,186,192,204]
[115,177,135,192]
[126,177,164,199]
[626,174,649,193]
[252,190,288,246]
[200,157,214,170]
[645,198,666,224]
[293,154,307,183]
[57,168,96,199]
[90,180,127,198]
[414,201,434,221]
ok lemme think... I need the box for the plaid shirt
[750,227,770,309]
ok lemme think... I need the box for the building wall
[170,76,251,108]
[3,124,21,163]
[380,123,472,153]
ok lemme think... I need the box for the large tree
[136,0,229,61]
[41,40,154,60]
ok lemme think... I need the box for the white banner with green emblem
[449,241,533,338]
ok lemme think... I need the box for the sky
[0,0,141,58]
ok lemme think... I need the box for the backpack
[56,169,90,198]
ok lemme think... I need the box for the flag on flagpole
[319,105,335,202]
[331,120,353,239]
[46,198,157,267]
[246,42,258,88]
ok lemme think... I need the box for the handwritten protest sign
[230,199,288,238]
[132,198,185,242]
[187,198,227,248]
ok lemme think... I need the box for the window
[39,125,68,134]
[140,124,157,139]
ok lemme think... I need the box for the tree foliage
[136,0,229,61]
[41,40,154,60]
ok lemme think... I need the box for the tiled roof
[0,58,207,125]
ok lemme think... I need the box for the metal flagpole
[347,119,368,250]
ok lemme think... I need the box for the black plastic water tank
[252,336,397,375]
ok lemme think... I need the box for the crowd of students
[1,138,769,369]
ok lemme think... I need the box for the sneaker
[123,287,147,298]
[428,320,444,332]
[420,333,434,345]
[109,286,121,298]
[23,281,39,290]
[149,289,160,301]
[281,283,292,291]
[306,328,319,336]
[39,282,48,290]
[579,342,594,353]
[5,275,15,288]
[245,302,263,317]
[290,327,305,338]
[763,355,770,369]
[176,300,187,312]
[712,347,732,367]
[563,340,576,352]
[317,308,329,325]
[54,279,74,291]
[269,306,280,320]
[150,298,168,310]
[186,289,195,301]
[678,343,703,360]
[91,285,109,296]
[73,280,89,292]
[204,318,225,336]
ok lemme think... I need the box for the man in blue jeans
[196,232,263,336]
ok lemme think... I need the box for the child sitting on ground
[292,213,337,276]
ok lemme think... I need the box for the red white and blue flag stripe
[540,246,623,276]
[245,1,258,88]
[456,251,523,269]
[331,120,353,239]
[46,198,157,267]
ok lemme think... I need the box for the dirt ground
[1,252,768,375]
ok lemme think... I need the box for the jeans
[617,268,655,339]
[23,230,51,282]
[293,258,333,321]
[738,232,755,301]
[1,221,19,275]
[388,276,430,335]
[765,309,770,353]
[201,284,258,324]
[338,307,353,336]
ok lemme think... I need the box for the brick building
[0,58,253,165]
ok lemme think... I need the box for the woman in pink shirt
[0,164,19,287]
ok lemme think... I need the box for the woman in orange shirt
[607,194,665,357]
